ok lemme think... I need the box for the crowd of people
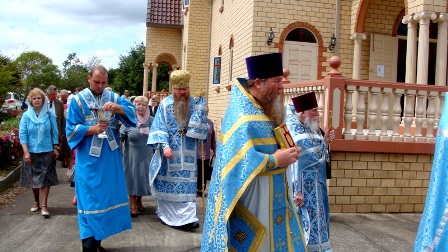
[17,54,339,252]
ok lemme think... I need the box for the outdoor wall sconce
[266,28,274,46]
[328,33,337,51]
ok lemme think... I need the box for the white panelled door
[369,34,399,129]
[369,34,398,81]
[283,41,318,82]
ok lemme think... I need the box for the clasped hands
[274,146,301,168]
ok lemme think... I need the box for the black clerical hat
[292,92,318,113]
[245,53,283,80]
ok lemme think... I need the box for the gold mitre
[170,70,190,89]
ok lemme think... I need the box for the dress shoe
[41,205,50,217]
[30,202,40,212]
[177,221,200,230]
[136,204,144,212]
[130,208,138,218]
[97,245,108,252]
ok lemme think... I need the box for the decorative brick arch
[154,53,177,70]
[355,0,408,32]
[275,21,326,79]
[392,8,406,37]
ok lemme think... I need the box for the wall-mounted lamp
[266,28,274,46]
[328,33,337,51]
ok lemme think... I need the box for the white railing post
[380,88,392,141]
[344,86,356,140]
[437,92,445,128]
[317,88,324,117]
[404,90,416,142]
[368,87,380,141]
[392,89,404,142]
[426,91,437,143]
[415,90,427,142]
[355,86,368,140]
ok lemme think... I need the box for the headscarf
[26,97,50,143]
[137,107,151,135]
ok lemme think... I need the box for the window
[182,0,190,11]
[285,28,316,43]
[219,0,224,12]
[229,48,233,84]
[229,37,234,84]
[213,57,221,84]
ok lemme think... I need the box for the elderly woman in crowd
[120,95,154,217]
[19,88,59,217]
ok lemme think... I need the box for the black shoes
[160,219,200,230]
[97,245,107,252]
[177,221,200,230]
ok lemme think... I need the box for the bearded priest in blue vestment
[202,53,307,252]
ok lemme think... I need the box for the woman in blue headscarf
[19,88,59,217]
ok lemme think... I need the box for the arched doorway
[282,28,318,82]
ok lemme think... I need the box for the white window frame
[182,0,190,11]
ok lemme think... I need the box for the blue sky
[0,0,147,70]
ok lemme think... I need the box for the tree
[62,53,89,91]
[108,42,145,96]
[156,64,170,91]
[14,51,61,95]
[85,56,102,71]
[0,54,22,100]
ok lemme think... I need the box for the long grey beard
[262,94,285,127]
[304,116,320,133]
[174,100,190,128]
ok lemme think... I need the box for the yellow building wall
[207,0,255,125]
[145,0,447,124]
[330,152,431,213]
[145,27,182,67]
[183,0,212,96]
[207,0,340,124]
[410,0,447,13]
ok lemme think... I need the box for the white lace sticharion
[423,205,448,252]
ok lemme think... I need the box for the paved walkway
[0,164,421,251]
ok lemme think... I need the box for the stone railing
[282,56,448,155]
[148,91,171,101]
